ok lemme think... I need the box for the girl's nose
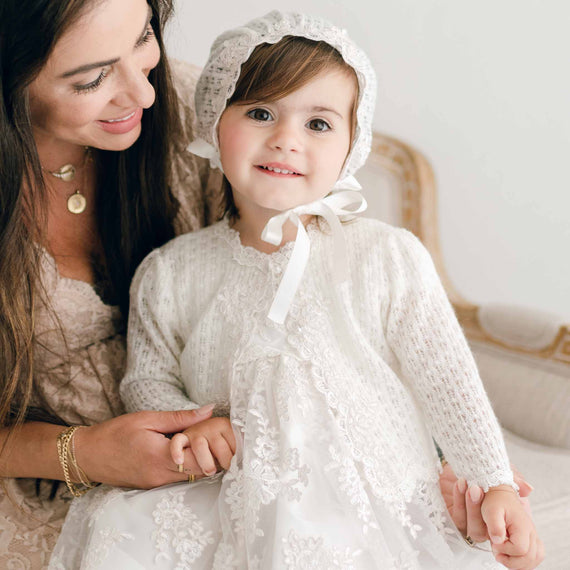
[267,122,302,153]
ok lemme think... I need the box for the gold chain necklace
[42,147,91,214]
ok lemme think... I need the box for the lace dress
[0,60,222,570]
[50,218,511,569]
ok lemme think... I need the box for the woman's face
[28,0,160,154]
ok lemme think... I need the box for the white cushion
[471,340,570,449]
[478,304,565,351]
[503,430,570,570]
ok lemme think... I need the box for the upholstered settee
[360,133,570,570]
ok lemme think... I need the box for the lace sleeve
[120,249,198,414]
[384,229,515,491]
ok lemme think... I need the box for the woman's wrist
[0,422,67,480]
[56,426,99,496]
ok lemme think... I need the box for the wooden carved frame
[370,132,570,365]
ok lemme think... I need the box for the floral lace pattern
[282,530,361,570]
[151,490,215,568]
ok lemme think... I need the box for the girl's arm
[119,247,199,414]
[384,228,514,491]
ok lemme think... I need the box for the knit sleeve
[384,229,514,491]
[119,248,199,414]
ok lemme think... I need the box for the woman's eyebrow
[58,6,153,79]
[60,58,120,79]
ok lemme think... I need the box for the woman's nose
[113,65,156,109]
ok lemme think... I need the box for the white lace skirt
[50,352,503,569]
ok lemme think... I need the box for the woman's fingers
[146,406,214,435]
[451,478,468,533]
[511,464,534,498]
[465,486,489,542]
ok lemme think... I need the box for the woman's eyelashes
[73,69,110,94]
[72,25,155,94]
[246,108,332,132]
[135,25,155,48]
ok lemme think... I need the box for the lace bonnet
[188,10,377,184]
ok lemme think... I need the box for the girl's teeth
[263,166,296,174]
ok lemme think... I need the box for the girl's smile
[255,162,304,177]
[217,68,357,239]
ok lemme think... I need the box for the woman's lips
[97,107,143,134]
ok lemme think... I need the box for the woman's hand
[439,463,534,541]
[75,406,214,489]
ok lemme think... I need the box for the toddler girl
[50,11,538,569]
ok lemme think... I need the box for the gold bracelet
[56,426,98,497]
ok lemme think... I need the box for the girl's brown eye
[307,118,330,132]
[247,108,273,122]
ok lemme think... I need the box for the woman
[0,0,535,568]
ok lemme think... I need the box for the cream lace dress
[50,217,511,569]
[0,60,222,570]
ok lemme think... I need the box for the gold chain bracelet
[56,426,99,497]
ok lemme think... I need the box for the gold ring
[188,473,195,483]
[464,535,475,547]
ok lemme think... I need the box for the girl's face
[28,0,160,154]
[218,69,356,219]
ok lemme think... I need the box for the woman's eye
[247,108,273,122]
[136,25,155,48]
[307,118,331,132]
[73,69,109,94]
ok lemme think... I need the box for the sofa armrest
[456,303,570,449]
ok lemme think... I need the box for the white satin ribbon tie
[261,187,367,324]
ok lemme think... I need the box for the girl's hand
[75,406,214,489]
[482,485,544,569]
[439,463,534,543]
[170,416,236,477]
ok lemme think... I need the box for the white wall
[166,1,570,321]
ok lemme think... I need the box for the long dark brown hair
[0,0,182,433]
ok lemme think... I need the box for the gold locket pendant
[67,190,87,214]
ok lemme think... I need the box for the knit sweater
[121,216,513,495]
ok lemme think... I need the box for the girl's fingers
[465,486,489,542]
[209,438,233,470]
[191,436,217,476]
[169,432,189,466]
[223,426,237,455]
[493,521,532,557]
[179,447,204,480]
[495,534,537,570]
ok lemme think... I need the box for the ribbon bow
[262,184,367,324]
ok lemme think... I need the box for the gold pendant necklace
[67,190,87,214]
[42,148,91,214]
